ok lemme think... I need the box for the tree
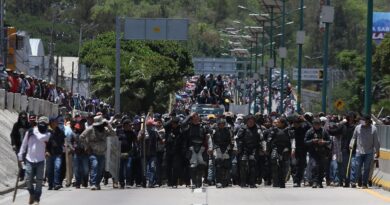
[80,32,193,114]
[373,35,390,77]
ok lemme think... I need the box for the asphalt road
[1,183,390,205]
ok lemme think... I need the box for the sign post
[115,18,188,113]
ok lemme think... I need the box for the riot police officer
[236,115,263,188]
[165,117,183,188]
[211,118,233,188]
[182,113,211,188]
[290,115,311,187]
[268,117,294,188]
[305,118,331,188]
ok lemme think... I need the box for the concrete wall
[373,125,390,191]
[0,109,19,192]
[0,89,60,193]
[0,89,59,116]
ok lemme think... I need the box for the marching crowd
[12,110,381,204]
[9,73,382,205]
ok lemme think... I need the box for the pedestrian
[290,115,311,187]
[155,116,166,187]
[236,115,263,188]
[71,118,89,188]
[182,112,210,188]
[10,111,31,181]
[18,116,51,205]
[138,118,159,188]
[117,119,137,188]
[79,115,115,190]
[304,118,331,188]
[46,116,66,190]
[165,116,184,188]
[350,115,380,189]
[211,118,233,188]
[268,117,292,188]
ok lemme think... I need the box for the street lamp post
[365,0,373,115]
[297,0,304,114]
[268,7,274,115]
[279,0,286,114]
[322,0,332,114]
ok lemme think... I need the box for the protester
[18,116,51,205]
[79,115,115,190]
[350,115,380,189]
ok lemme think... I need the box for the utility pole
[296,0,304,114]
[254,32,259,113]
[268,7,274,115]
[279,0,286,114]
[77,25,83,94]
[71,61,74,94]
[364,0,373,115]
[0,0,4,66]
[321,0,331,114]
[260,23,265,114]
[48,7,55,82]
[115,16,121,113]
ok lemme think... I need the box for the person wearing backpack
[17,116,51,205]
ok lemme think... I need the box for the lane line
[362,189,390,202]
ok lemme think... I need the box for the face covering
[20,119,27,127]
[94,125,105,132]
[360,120,366,126]
[38,123,48,133]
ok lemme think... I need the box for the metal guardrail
[377,125,390,150]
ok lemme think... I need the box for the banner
[373,12,390,44]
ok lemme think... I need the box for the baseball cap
[38,116,49,124]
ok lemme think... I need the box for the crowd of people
[0,68,112,113]
[8,73,383,205]
[12,109,381,204]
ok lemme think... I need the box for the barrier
[33,98,40,115]
[21,95,28,112]
[6,92,14,111]
[27,97,34,113]
[0,89,5,109]
[14,93,21,112]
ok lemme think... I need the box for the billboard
[373,12,390,44]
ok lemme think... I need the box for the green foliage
[373,35,390,78]
[336,50,364,71]
[80,32,193,113]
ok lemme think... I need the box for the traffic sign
[293,68,323,81]
[334,99,345,111]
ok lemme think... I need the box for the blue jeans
[89,154,105,187]
[146,156,157,185]
[73,154,89,186]
[119,156,132,185]
[25,161,45,202]
[330,160,342,183]
[351,153,374,185]
[46,155,62,188]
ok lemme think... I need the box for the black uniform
[165,121,184,187]
[291,121,311,187]
[268,126,292,188]
[182,122,209,188]
[305,127,331,187]
[236,125,262,187]
[212,126,233,188]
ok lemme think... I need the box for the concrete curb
[0,181,26,195]
[372,169,390,192]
